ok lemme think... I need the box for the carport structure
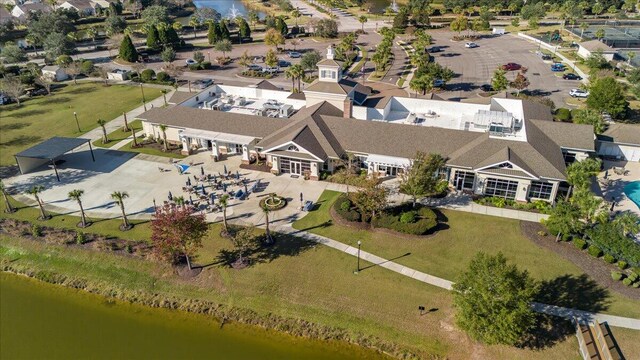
[14,137,95,181]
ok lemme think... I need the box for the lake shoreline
[0,242,417,359]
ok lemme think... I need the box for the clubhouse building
[138,46,596,204]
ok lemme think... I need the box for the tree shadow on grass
[0,122,30,131]
[37,96,71,105]
[0,135,42,148]
[63,86,97,95]
[520,274,610,350]
[215,232,317,268]
[5,109,47,119]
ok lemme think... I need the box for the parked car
[535,50,552,60]
[185,58,196,66]
[253,56,265,63]
[562,73,582,80]
[569,88,589,98]
[288,51,302,58]
[247,64,262,71]
[480,84,494,92]
[193,79,213,89]
[464,42,478,48]
[433,79,445,87]
[550,63,565,72]
[278,59,291,67]
[262,66,279,74]
[501,63,521,71]
[428,46,443,53]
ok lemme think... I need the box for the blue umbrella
[177,164,190,174]
[168,191,173,201]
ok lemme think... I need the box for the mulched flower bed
[521,221,639,300]
[0,218,152,258]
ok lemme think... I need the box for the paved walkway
[278,224,640,330]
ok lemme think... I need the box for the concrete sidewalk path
[278,224,640,330]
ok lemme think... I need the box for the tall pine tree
[220,19,231,40]
[208,21,222,44]
[119,35,138,62]
[147,26,160,50]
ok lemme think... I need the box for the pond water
[0,272,386,360]
[193,0,264,19]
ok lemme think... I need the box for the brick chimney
[343,98,352,118]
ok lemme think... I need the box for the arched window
[287,145,299,152]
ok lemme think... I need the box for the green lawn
[118,139,187,159]
[1,196,151,242]
[292,190,640,319]
[0,83,163,167]
[92,120,143,149]
[2,191,638,358]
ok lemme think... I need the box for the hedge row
[371,207,438,235]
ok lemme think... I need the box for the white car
[185,58,196,65]
[569,88,589,98]
[465,42,478,48]
[262,66,279,74]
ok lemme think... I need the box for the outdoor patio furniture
[235,189,245,200]
[303,200,313,212]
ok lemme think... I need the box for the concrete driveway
[428,31,581,106]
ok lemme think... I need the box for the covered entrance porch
[179,129,258,164]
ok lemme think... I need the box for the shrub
[555,108,572,122]
[537,230,547,237]
[611,271,624,281]
[372,206,438,235]
[588,245,603,258]
[339,199,351,212]
[141,69,155,82]
[188,63,200,71]
[31,224,43,237]
[334,196,360,222]
[561,233,572,242]
[622,278,633,286]
[76,231,86,244]
[633,282,640,288]
[628,272,639,283]
[201,61,212,69]
[126,244,133,253]
[400,211,417,224]
[603,254,616,264]
[573,238,587,250]
[617,261,628,270]
[156,71,169,82]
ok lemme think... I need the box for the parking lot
[427,31,582,106]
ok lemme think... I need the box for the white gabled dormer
[317,45,342,83]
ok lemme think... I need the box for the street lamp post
[207,51,211,63]
[73,111,81,132]
[140,83,147,111]
[354,240,362,274]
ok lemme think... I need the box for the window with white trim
[484,178,518,200]
[528,181,554,200]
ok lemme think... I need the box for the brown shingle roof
[579,40,615,52]
[521,100,553,121]
[255,80,281,91]
[598,123,640,146]
[137,107,286,138]
[304,81,347,95]
[168,91,195,105]
[531,119,595,151]
[317,58,341,67]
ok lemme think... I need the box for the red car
[501,63,522,71]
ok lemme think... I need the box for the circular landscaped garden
[259,193,287,211]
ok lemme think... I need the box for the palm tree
[285,67,297,92]
[97,119,109,144]
[174,195,185,208]
[410,74,433,96]
[68,189,89,227]
[26,185,49,220]
[0,180,16,213]
[613,212,640,237]
[261,204,274,245]
[189,17,199,39]
[161,89,170,106]
[291,9,301,26]
[219,194,229,234]
[111,191,131,230]
[158,124,168,151]
[358,15,368,32]
[290,64,304,92]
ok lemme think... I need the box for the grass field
[2,192,639,358]
[0,83,163,167]
[92,120,143,149]
[118,139,187,159]
[292,191,640,319]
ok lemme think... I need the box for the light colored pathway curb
[278,224,640,330]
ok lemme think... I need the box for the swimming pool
[624,181,640,210]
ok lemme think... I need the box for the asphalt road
[427,31,583,106]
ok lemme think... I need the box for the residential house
[42,65,68,81]
[11,2,51,20]
[59,0,95,16]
